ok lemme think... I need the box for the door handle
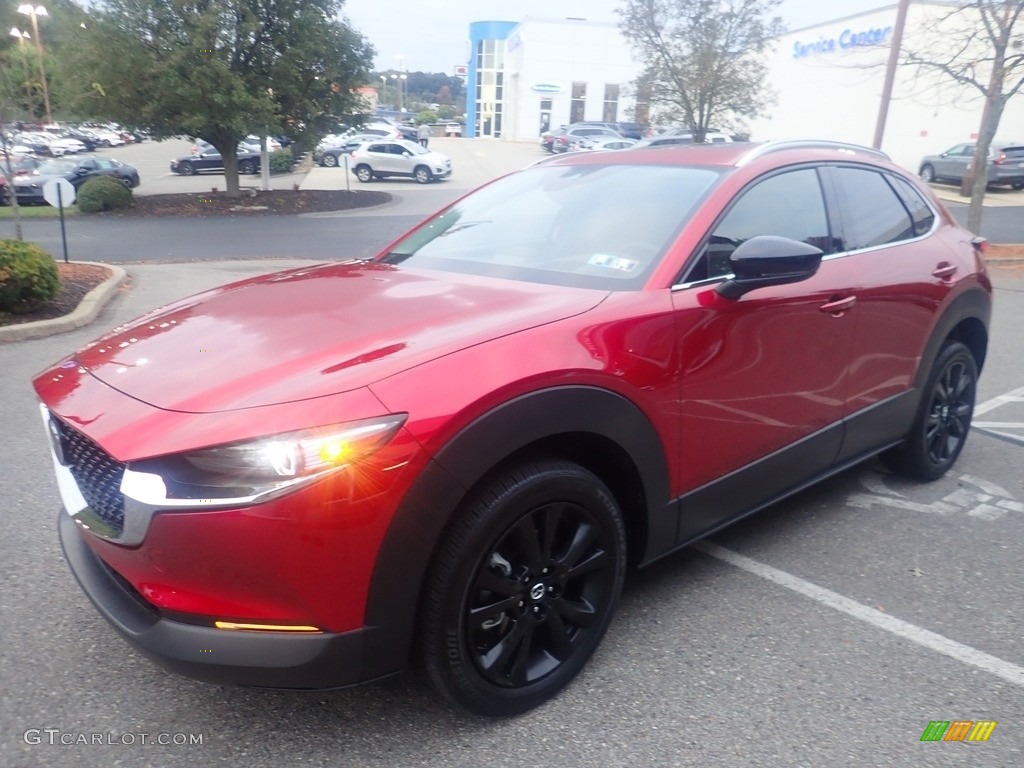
[819,295,857,315]
[932,263,958,280]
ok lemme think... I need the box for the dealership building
[465,3,1023,171]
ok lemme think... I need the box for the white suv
[349,139,453,184]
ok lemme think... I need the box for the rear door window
[831,167,916,250]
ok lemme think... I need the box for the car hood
[75,261,607,413]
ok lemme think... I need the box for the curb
[0,262,128,343]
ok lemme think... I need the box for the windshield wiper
[438,220,491,237]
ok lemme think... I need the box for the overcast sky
[342,0,894,74]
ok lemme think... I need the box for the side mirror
[75,168,89,175]
[715,236,823,300]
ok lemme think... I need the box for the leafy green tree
[618,0,784,140]
[71,0,374,196]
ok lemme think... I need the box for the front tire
[421,460,626,716]
[180,162,197,176]
[1012,181,1024,191]
[882,341,977,481]
[414,165,433,184]
[919,164,936,183]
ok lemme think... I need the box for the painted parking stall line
[695,542,1024,688]
[973,385,1024,446]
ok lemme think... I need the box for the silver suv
[349,139,453,184]
[919,142,1024,190]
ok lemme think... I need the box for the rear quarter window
[832,167,916,250]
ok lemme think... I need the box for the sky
[341,0,894,74]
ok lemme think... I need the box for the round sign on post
[42,177,76,208]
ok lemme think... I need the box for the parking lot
[1,138,1023,766]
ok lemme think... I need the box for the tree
[72,0,374,196]
[618,0,784,140]
[900,1,1024,234]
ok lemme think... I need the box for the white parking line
[695,542,1024,688]
[975,386,1024,416]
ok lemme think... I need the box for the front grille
[54,419,126,533]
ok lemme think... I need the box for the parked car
[33,140,990,718]
[568,136,637,152]
[313,134,379,167]
[547,126,624,153]
[349,139,452,183]
[61,129,103,152]
[571,120,650,140]
[12,155,140,203]
[444,122,463,137]
[240,135,283,153]
[919,142,1024,190]
[13,133,65,157]
[634,131,740,149]
[170,146,261,175]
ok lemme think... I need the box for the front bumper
[59,509,381,689]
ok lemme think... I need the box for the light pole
[9,27,33,119]
[379,74,387,110]
[18,5,51,124]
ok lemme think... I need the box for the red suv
[35,141,991,716]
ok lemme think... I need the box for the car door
[72,158,99,187]
[822,165,959,461]
[935,144,972,181]
[196,149,223,171]
[671,166,856,543]
[363,143,394,174]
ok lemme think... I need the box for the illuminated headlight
[123,414,407,507]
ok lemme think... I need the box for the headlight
[123,414,407,507]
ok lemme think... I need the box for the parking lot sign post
[42,177,75,264]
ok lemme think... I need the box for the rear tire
[882,341,977,481]
[421,459,626,716]
[239,159,257,175]
[323,153,339,168]
[1012,181,1024,191]
[355,165,373,183]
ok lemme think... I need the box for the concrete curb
[0,262,128,343]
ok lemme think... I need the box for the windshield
[380,163,721,290]
[36,160,78,175]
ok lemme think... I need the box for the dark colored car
[170,146,261,176]
[919,142,1024,190]
[35,140,990,717]
[13,155,140,204]
[60,129,103,152]
[571,120,650,140]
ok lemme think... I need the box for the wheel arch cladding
[916,288,991,389]
[361,386,673,679]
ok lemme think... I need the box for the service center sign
[793,25,893,59]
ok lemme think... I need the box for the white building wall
[751,2,1024,171]
[503,18,642,141]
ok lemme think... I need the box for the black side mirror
[716,236,823,300]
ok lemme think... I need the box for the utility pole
[872,0,912,150]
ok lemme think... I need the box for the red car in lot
[35,140,991,716]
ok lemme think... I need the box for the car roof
[533,140,892,170]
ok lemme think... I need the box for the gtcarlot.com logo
[24,729,204,746]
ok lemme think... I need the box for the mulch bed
[95,189,392,217]
[0,262,113,327]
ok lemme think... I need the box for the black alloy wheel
[180,162,197,176]
[883,341,977,481]
[239,159,257,175]
[422,460,626,716]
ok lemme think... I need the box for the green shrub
[0,239,59,314]
[269,149,294,173]
[77,176,133,213]
[416,110,439,125]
